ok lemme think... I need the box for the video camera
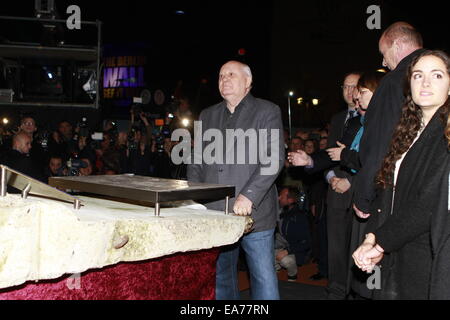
[36,130,50,150]
[76,117,89,138]
[66,157,88,176]
[130,97,153,119]
[127,126,140,151]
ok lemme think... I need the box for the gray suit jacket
[187,94,285,232]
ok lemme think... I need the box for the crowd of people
[288,22,449,300]
[0,108,188,187]
[0,20,449,301]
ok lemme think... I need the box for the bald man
[187,61,284,300]
[348,22,425,299]
[12,132,31,154]
[1,132,45,183]
[353,22,424,214]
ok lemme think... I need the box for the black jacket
[428,159,450,300]
[354,49,427,212]
[307,115,362,174]
[278,205,312,266]
[366,111,448,299]
[1,149,46,184]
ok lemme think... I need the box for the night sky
[1,0,449,128]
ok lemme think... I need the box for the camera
[296,189,308,212]
[66,158,88,176]
[77,117,89,138]
[127,126,140,151]
[154,135,165,153]
[153,124,171,153]
[89,132,103,150]
[36,130,50,150]
[131,104,143,118]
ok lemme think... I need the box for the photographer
[151,136,175,179]
[78,158,93,176]
[275,186,312,282]
[115,130,129,173]
[44,154,68,182]
[127,127,155,176]
[93,131,117,174]
[126,112,155,176]
[48,120,77,161]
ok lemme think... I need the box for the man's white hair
[242,64,252,78]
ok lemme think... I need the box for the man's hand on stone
[233,194,253,216]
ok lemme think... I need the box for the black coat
[278,205,312,266]
[1,149,46,184]
[354,49,427,212]
[307,115,362,174]
[366,111,448,299]
[429,153,450,299]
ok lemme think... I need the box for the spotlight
[312,99,319,106]
[181,118,190,127]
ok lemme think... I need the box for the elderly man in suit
[187,60,284,300]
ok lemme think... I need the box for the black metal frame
[0,15,102,109]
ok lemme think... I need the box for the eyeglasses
[341,85,357,90]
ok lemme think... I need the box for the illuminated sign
[103,56,146,100]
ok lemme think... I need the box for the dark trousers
[326,205,353,299]
[317,211,328,277]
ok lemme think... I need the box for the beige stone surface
[0,194,246,289]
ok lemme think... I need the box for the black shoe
[309,272,326,281]
[287,275,297,282]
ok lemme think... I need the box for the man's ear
[246,76,252,90]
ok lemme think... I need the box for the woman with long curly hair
[352,50,450,299]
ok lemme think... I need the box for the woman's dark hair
[376,50,450,189]
[357,71,385,93]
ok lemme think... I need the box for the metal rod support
[0,15,98,25]
[225,196,229,215]
[21,183,32,199]
[0,166,6,197]
[288,97,292,140]
[95,20,102,109]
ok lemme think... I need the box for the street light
[312,98,319,106]
[288,91,294,140]
[181,118,190,127]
